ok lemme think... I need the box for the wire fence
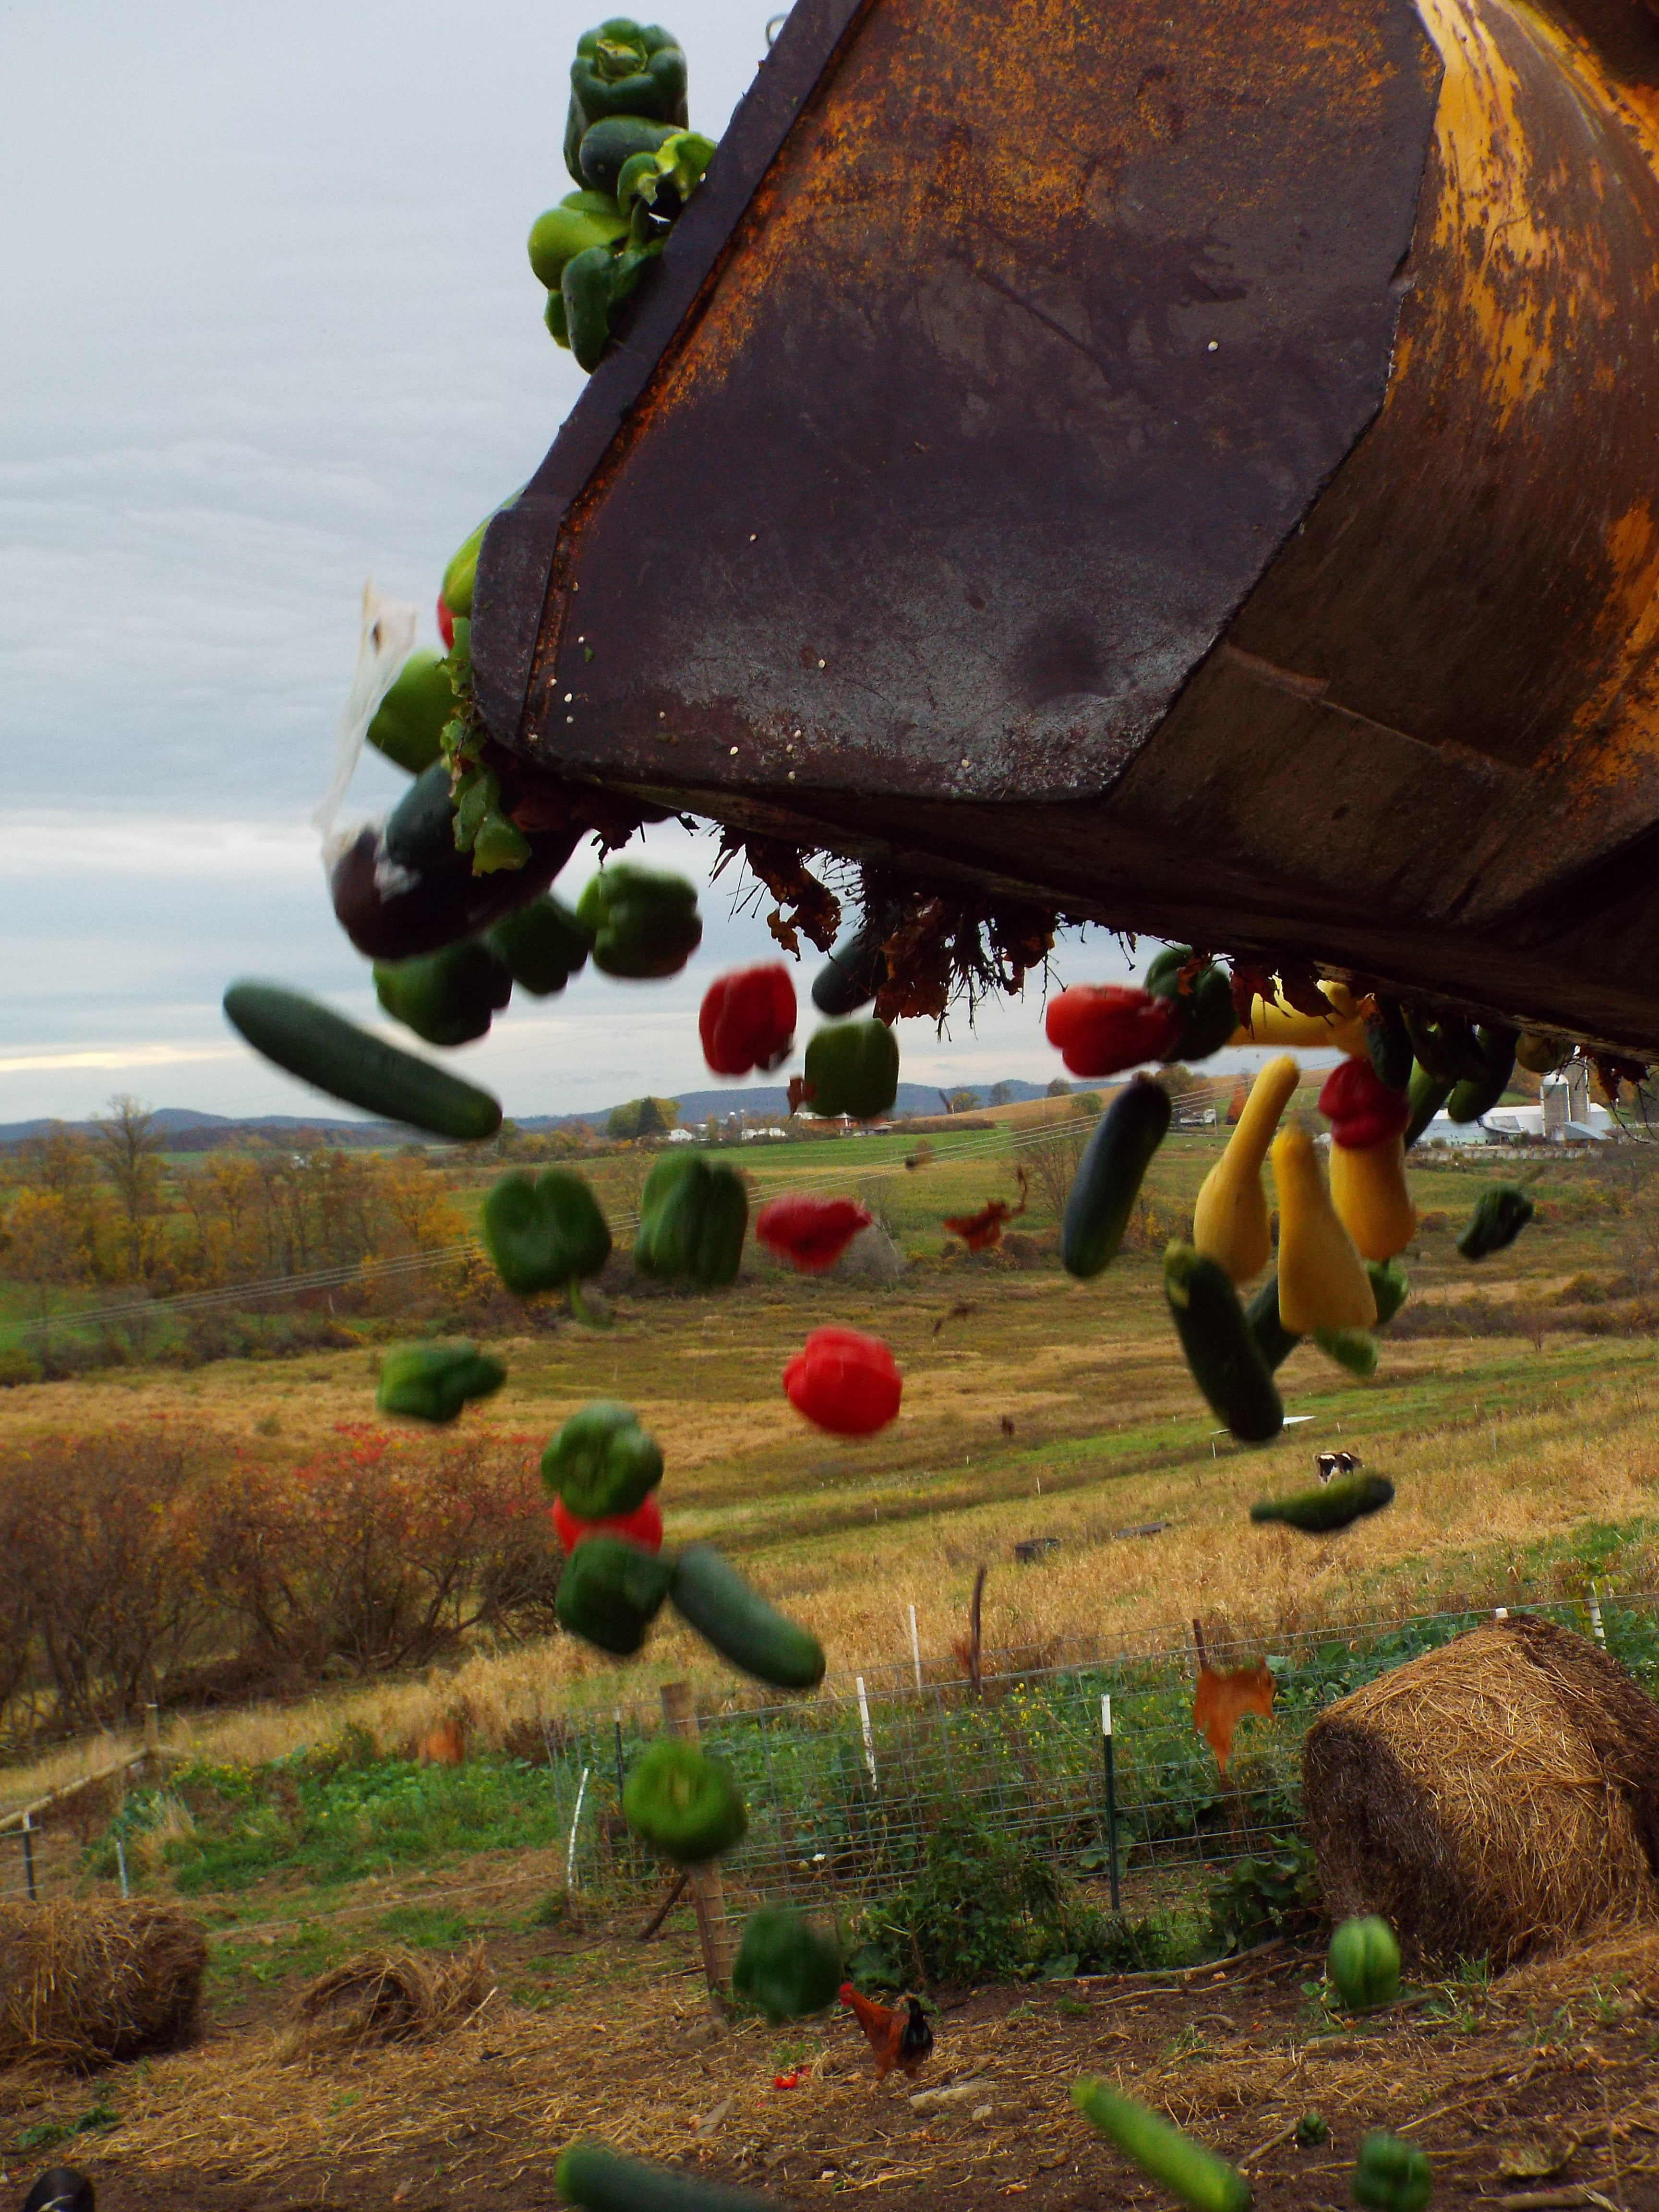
[5,1585,1652,1967]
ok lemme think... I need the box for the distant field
[3,1119,1657,1783]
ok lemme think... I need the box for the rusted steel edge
[472,0,873,743]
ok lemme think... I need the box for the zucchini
[1245,1274,1301,1371]
[1368,1259,1409,1326]
[1164,1243,1283,1444]
[1402,1011,1486,1084]
[1313,1327,1377,1379]
[669,1544,826,1690]
[1071,2079,1251,2212]
[1061,1076,1171,1278]
[1403,1064,1452,1150]
[1365,1001,1414,1093]
[1250,1470,1394,1533]
[811,919,892,1016]
[556,2143,779,2212]
[1447,1025,1517,1123]
[223,982,502,1141]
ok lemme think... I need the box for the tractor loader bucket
[473,0,1659,1059]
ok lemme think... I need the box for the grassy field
[1,1118,1656,1783]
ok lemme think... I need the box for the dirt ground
[6,1883,1659,2212]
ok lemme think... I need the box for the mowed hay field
[4,1120,1659,2212]
[3,1114,1659,1776]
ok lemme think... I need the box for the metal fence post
[20,1813,36,1902]
[661,1682,730,2011]
[1100,1696,1120,1915]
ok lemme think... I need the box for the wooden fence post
[660,1682,730,2013]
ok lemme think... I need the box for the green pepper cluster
[528,20,716,372]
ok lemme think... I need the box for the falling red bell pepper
[1045,985,1180,1079]
[1319,1056,1411,1150]
[699,962,798,1076]
[755,1195,873,1273]
[783,1327,902,1436]
[436,596,455,651]
[551,1491,665,1556]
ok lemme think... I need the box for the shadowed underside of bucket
[474,0,1659,1056]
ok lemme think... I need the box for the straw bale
[1303,1615,1659,1968]
[280,1942,493,2060]
[0,1899,206,2068]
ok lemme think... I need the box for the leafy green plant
[1206,1835,1320,1954]
[15,2099,117,2152]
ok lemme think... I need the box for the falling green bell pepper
[1327,1915,1401,2011]
[366,649,454,775]
[623,1738,748,1863]
[373,939,513,1047]
[528,191,630,290]
[1456,1184,1534,1259]
[634,1153,748,1286]
[565,20,688,184]
[554,1534,674,1657]
[1144,946,1236,1062]
[542,1401,663,1518]
[617,129,716,240]
[377,1343,505,1425]
[441,518,489,624]
[732,1908,842,2022]
[577,862,702,978]
[482,1170,613,1298]
[802,1019,900,1121]
[1352,2132,1431,2212]
[486,896,592,995]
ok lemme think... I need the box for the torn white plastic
[314,583,421,867]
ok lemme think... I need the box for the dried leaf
[1193,1662,1274,1772]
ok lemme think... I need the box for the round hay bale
[0,1900,207,2068]
[1303,1614,1659,1969]
[281,1942,493,2061]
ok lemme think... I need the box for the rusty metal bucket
[473,0,1659,1058]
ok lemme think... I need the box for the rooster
[838,1983,934,2083]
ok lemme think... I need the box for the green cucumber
[1456,1184,1534,1259]
[223,982,502,1142]
[1250,1470,1394,1533]
[1447,1025,1517,1123]
[1245,1275,1300,1371]
[1403,1064,1452,1150]
[1365,1001,1414,1093]
[1402,1011,1485,1084]
[1071,2079,1251,2212]
[1314,1327,1377,1379]
[556,2143,779,2212]
[669,1544,825,1690]
[1061,1076,1171,1278]
[1164,1243,1283,1444]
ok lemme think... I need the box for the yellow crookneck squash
[1328,1133,1417,1262]
[1272,1126,1378,1333]
[1191,1054,1300,1283]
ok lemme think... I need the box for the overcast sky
[0,1,1280,1127]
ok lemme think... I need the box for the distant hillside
[0,1078,1058,1153]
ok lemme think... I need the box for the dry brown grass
[0,1899,206,2068]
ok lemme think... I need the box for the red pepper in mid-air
[551,1491,665,1556]
[1319,1057,1411,1150]
[1045,985,1180,1079]
[755,1195,872,1273]
[783,1328,902,1436]
[699,963,798,1076]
